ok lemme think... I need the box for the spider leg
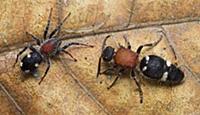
[136,34,163,54]
[101,35,111,52]
[29,45,41,54]
[97,35,112,78]
[96,57,102,78]
[107,75,120,90]
[130,70,143,103]
[26,32,41,45]
[49,12,71,38]
[13,45,39,67]
[44,8,53,40]
[99,65,118,75]
[62,42,93,49]
[123,35,131,49]
[39,58,51,85]
[100,68,114,75]
[13,46,28,67]
[62,50,77,62]
[59,42,93,62]
[135,68,145,86]
[107,68,123,89]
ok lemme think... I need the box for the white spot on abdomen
[24,70,30,73]
[166,60,171,67]
[142,66,147,71]
[27,54,31,58]
[145,56,150,64]
[35,63,39,67]
[160,72,168,82]
[20,62,23,67]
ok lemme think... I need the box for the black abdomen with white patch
[139,55,184,84]
[20,51,43,76]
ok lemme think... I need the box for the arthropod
[14,8,93,84]
[97,34,184,103]
[140,55,184,84]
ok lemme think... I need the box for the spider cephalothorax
[14,8,93,84]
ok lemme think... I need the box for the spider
[97,32,185,103]
[96,34,163,103]
[13,8,93,84]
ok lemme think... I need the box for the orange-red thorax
[40,38,60,56]
[114,47,139,69]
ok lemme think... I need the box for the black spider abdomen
[20,52,42,74]
[140,55,184,84]
[140,55,167,80]
[167,65,184,83]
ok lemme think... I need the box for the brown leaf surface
[1,0,200,51]
[0,0,200,115]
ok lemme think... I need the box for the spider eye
[102,46,114,62]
